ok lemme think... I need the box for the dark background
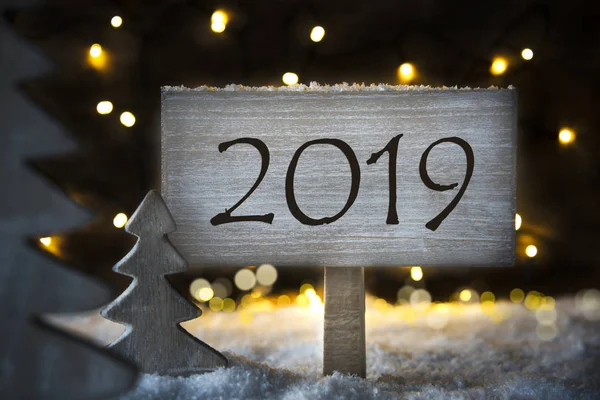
[7,0,600,302]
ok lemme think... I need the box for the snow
[162,82,516,93]
[55,296,600,399]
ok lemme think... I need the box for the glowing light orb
[515,213,522,230]
[490,57,508,75]
[96,101,113,115]
[558,128,575,145]
[211,10,229,33]
[113,213,128,228]
[89,44,102,58]
[256,264,278,286]
[459,289,472,302]
[525,244,538,258]
[120,111,136,127]
[234,269,257,291]
[310,26,325,42]
[197,287,214,302]
[111,16,122,28]
[521,48,533,60]
[397,63,415,83]
[510,288,525,303]
[410,266,423,281]
[282,72,299,85]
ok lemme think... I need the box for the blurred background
[7,0,600,315]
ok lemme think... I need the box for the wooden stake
[323,267,366,378]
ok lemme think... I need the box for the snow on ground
[57,295,600,399]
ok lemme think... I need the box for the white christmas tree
[0,2,137,398]
[102,190,227,375]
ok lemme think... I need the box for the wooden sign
[161,87,516,268]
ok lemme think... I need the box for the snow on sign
[161,85,516,268]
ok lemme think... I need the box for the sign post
[161,85,517,377]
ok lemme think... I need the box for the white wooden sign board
[161,87,516,268]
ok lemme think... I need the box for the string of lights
[12,1,597,319]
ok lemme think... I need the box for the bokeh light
[490,57,508,75]
[234,268,257,291]
[521,48,533,60]
[525,244,538,258]
[113,213,128,228]
[209,297,223,312]
[515,213,522,230]
[120,111,136,127]
[282,72,299,85]
[211,10,229,33]
[397,63,415,83]
[410,266,423,281]
[310,26,325,42]
[89,44,102,58]
[558,128,575,145]
[222,298,236,312]
[96,101,113,115]
[510,288,525,303]
[111,16,122,28]
[197,287,214,302]
[256,264,278,286]
[189,278,210,300]
[459,289,472,302]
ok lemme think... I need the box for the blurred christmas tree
[0,1,137,398]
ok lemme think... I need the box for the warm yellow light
[558,128,575,145]
[277,295,291,307]
[198,287,214,302]
[211,21,226,33]
[305,288,317,298]
[490,57,508,75]
[521,48,533,60]
[111,16,123,28]
[480,291,495,303]
[211,10,229,24]
[410,266,423,281]
[234,269,257,291]
[120,111,136,127]
[300,283,314,294]
[515,213,522,231]
[525,291,542,310]
[510,288,525,303]
[256,264,278,286]
[96,101,113,115]
[89,44,102,58]
[296,293,309,307]
[282,72,299,86]
[222,298,236,312]
[189,278,210,300]
[211,10,228,33]
[459,289,472,302]
[113,213,128,228]
[39,237,52,247]
[209,297,223,311]
[310,26,325,42]
[525,244,538,258]
[397,63,415,83]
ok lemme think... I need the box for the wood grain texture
[101,191,228,375]
[162,89,517,268]
[323,267,366,377]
